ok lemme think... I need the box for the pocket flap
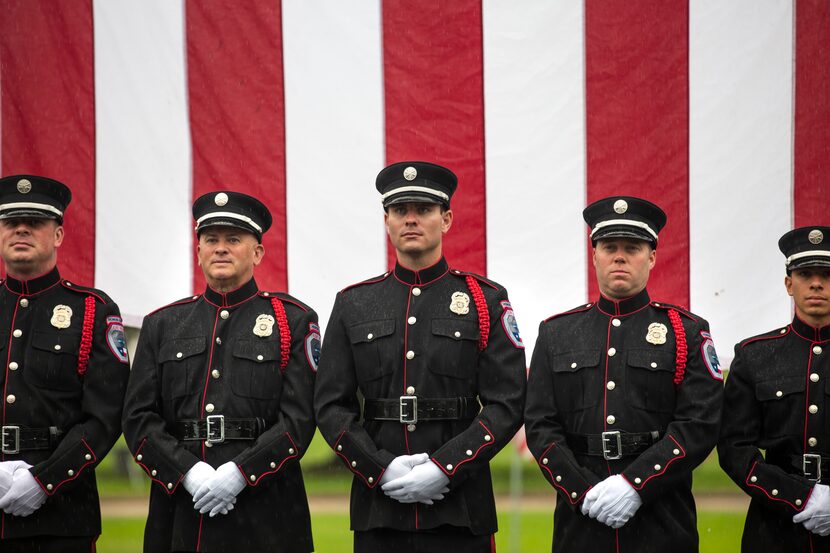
[159,337,206,363]
[627,350,675,372]
[31,330,80,355]
[756,377,804,401]
[431,319,479,341]
[551,350,601,372]
[348,319,395,344]
[232,339,279,362]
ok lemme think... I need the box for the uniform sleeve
[524,321,603,507]
[121,315,201,494]
[717,344,813,513]
[430,287,527,484]
[620,317,724,503]
[232,307,318,486]
[314,294,396,488]
[32,299,130,496]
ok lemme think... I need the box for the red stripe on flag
[584,0,690,307]
[794,0,830,227]
[186,0,287,293]
[382,0,487,275]
[0,0,95,285]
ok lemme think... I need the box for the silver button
[257,354,264,361]
[812,373,820,383]
[780,328,787,334]
[406,386,415,395]
[606,381,616,391]
[136,454,143,461]
[814,346,823,355]
[220,310,229,319]
[554,475,561,482]
[67,469,74,476]
[750,476,757,483]
[412,288,421,296]
[796,499,803,506]
[654,464,661,471]
[651,362,657,368]
[216,337,222,345]
[270,462,276,469]
[54,345,61,351]
[367,333,374,340]
[205,441,213,448]
[6,395,15,404]
[484,435,491,442]
[288,448,295,455]
[167,483,173,489]
[607,347,616,357]
[407,424,416,432]
[571,362,578,369]
[176,352,183,359]
[151,469,157,476]
[612,319,621,327]
[810,405,819,414]
[772,489,779,496]
[571,492,578,499]
[205,403,215,413]
[408,317,417,325]
[446,464,453,470]
[606,415,615,425]
[368,477,374,483]
[466,449,473,456]
[19,299,28,308]
[85,454,92,461]
[810,437,818,447]
[454,331,461,338]
[212,370,220,379]
[12,329,21,338]
[653,302,661,307]
[406,350,415,360]
[262,292,270,297]
[47,484,53,491]
[250,475,256,482]
[634,477,641,484]
[337,445,343,451]
[775,390,783,398]
[542,458,549,465]
[673,449,680,455]
[8,362,18,371]
[351,461,357,467]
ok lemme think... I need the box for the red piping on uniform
[35,438,97,495]
[627,435,686,490]
[333,431,383,488]
[133,438,182,494]
[537,443,590,504]
[803,348,816,452]
[745,460,810,510]
[791,321,830,343]
[77,295,96,377]
[340,272,391,293]
[668,309,687,385]
[199,309,222,461]
[595,294,650,318]
[202,290,258,309]
[276,294,310,312]
[392,267,449,288]
[602,316,612,460]
[434,421,495,476]
[4,278,61,296]
[741,328,789,348]
[196,514,204,552]
[402,287,414,456]
[147,295,200,317]
[270,297,291,371]
[2,301,21,462]
[61,281,107,303]
[466,276,489,351]
[244,432,299,485]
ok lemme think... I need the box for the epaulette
[650,301,699,322]
[147,294,201,317]
[449,269,499,290]
[259,291,311,312]
[340,272,391,293]
[60,280,111,304]
[740,326,790,348]
[544,302,594,323]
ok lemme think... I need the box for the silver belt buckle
[804,453,822,481]
[205,415,225,444]
[399,396,417,424]
[1,426,20,454]
[601,431,622,460]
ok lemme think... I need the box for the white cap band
[786,250,830,266]
[195,211,263,233]
[591,219,658,240]
[381,185,449,202]
[0,201,63,217]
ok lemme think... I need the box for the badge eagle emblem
[51,305,73,329]
[646,322,668,345]
[450,292,470,315]
[253,314,275,337]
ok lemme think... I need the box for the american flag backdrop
[0,0,828,365]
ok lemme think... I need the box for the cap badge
[646,322,668,345]
[16,179,32,194]
[214,193,229,207]
[809,229,824,245]
[51,305,73,329]
[253,314,275,338]
[450,292,470,316]
[403,166,417,181]
[613,199,628,214]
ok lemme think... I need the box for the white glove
[0,468,47,517]
[381,459,450,505]
[183,461,216,497]
[581,474,642,529]
[379,453,430,486]
[0,461,31,498]
[794,483,830,536]
[193,461,246,517]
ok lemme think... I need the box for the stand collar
[597,288,651,316]
[394,257,449,286]
[5,266,62,295]
[204,277,259,307]
[791,314,830,343]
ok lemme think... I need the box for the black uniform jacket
[718,316,830,552]
[122,278,317,553]
[314,257,527,535]
[525,289,723,553]
[0,267,129,540]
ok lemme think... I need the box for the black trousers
[354,526,494,553]
[0,535,97,553]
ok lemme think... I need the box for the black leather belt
[173,416,264,444]
[567,431,660,460]
[364,397,480,424]
[790,454,830,481]
[1,425,64,454]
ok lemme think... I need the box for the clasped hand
[380,453,449,505]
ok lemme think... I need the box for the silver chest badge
[51,305,73,329]
[450,292,470,315]
[253,314,275,337]
[646,322,668,345]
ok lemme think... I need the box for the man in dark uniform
[122,191,318,553]
[314,161,527,552]
[0,175,129,552]
[524,196,724,553]
[718,226,830,552]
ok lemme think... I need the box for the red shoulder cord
[270,297,291,371]
[668,308,687,386]
[465,276,489,351]
[77,295,96,377]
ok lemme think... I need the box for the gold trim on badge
[51,305,73,329]
[450,292,470,315]
[253,314,275,337]
[646,322,668,345]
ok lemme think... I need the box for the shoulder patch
[499,301,524,348]
[740,326,790,348]
[544,303,594,323]
[700,331,722,380]
[147,295,201,317]
[340,272,391,293]
[107,316,130,364]
[305,322,321,372]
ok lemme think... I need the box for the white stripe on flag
[93,0,192,324]
[689,0,794,358]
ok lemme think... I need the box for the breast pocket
[549,349,601,412]
[625,350,677,413]
[348,319,396,381]
[756,376,805,438]
[159,337,206,399]
[27,330,82,391]
[230,339,281,399]
[428,319,480,380]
